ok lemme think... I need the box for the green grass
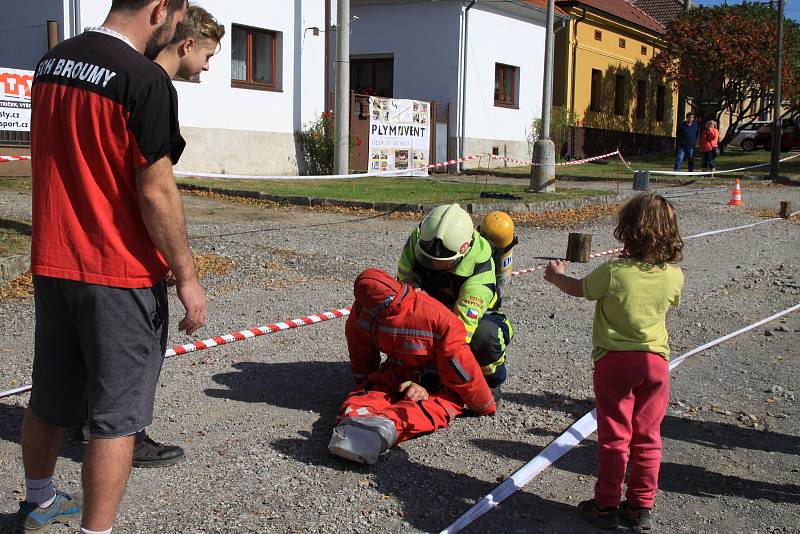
[0,177,32,190]
[0,218,31,256]
[177,177,607,204]
[485,149,800,180]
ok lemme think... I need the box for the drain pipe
[569,5,586,159]
[458,0,477,173]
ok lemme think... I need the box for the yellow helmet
[415,203,474,270]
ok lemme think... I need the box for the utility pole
[334,0,350,175]
[770,0,784,181]
[529,0,556,192]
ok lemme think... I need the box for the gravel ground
[0,181,798,533]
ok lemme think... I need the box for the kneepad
[469,312,513,387]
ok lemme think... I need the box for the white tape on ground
[686,218,783,239]
[0,216,794,400]
[439,302,800,534]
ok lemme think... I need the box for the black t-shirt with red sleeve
[30,30,186,288]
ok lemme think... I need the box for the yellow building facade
[554,1,680,157]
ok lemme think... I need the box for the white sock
[80,528,113,534]
[25,477,56,507]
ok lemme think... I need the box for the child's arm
[544,260,584,297]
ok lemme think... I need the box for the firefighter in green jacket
[397,203,513,392]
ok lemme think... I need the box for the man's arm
[435,317,495,416]
[136,156,207,334]
[454,282,494,343]
[344,304,381,382]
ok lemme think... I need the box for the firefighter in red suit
[328,268,496,465]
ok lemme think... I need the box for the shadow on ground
[0,404,84,463]
[206,362,592,533]
[473,391,800,505]
[503,391,800,456]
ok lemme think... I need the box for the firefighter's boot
[328,416,398,465]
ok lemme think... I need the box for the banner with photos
[368,96,430,176]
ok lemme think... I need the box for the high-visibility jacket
[345,268,496,416]
[397,226,499,343]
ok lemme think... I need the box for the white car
[728,121,771,151]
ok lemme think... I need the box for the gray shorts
[30,275,168,438]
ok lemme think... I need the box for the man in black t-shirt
[17,1,203,533]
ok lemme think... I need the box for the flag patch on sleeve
[466,308,479,319]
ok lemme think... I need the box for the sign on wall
[368,96,430,176]
[0,67,34,132]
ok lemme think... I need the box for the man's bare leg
[80,435,135,531]
[21,407,64,479]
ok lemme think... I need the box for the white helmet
[414,203,474,271]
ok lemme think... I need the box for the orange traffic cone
[728,178,743,206]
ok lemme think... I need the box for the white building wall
[350,3,461,107]
[349,2,462,167]
[351,2,546,166]
[66,0,329,174]
[463,5,546,163]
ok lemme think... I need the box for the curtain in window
[231,28,247,81]
[252,32,274,84]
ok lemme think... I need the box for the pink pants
[593,351,669,509]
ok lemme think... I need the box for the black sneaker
[132,436,185,468]
[577,498,619,530]
[491,386,503,406]
[620,500,653,532]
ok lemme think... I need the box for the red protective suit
[337,268,496,444]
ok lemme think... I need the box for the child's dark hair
[614,193,683,264]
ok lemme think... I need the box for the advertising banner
[0,67,34,132]
[368,96,430,176]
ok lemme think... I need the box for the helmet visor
[415,239,463,271]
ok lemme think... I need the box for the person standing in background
[699,119,719,172]
[674,112,699,172]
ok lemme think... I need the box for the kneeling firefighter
[328,268,496,464]
[396,203,516,392]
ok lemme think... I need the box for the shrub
[531,106,576,162]
[298,111,334,175]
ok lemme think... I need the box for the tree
[651,2,800,148]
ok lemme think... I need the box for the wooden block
[566,233,592,263]
[780,201,792,219]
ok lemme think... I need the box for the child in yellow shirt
[545,193,684,531]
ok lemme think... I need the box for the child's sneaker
[15,490,82,531]
[620,500,653,532]
[577,498,619,530]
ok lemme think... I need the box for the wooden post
[566,233,592,263]
[47,20,58,50]
[780,201,792,218]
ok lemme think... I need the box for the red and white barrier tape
[486,150,620,168]
[511,247,624,277]
[440,302,800,533]
[165,308,351,358]
[173,155,484,181]
[0,218,791,400]
[0,308,352,399]
[0,155,31,163]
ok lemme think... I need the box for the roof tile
[557,0,667,34]
[631,0,688,27]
